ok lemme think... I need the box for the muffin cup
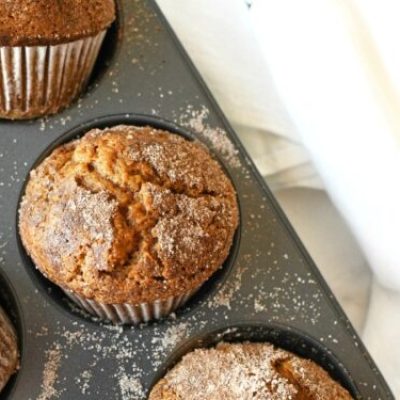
[0,30,106,120]
[63,287,200,325]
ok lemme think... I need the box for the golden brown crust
[149,342,353,400]
[19,125,239,305]
[0,307,18,393]
[0,0,115,46]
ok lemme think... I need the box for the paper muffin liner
[0,30,106,120]
[63,287,200,325]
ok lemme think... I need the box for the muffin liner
[63,287,200,325]
[0,30,106,119]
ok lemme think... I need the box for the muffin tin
[0,0,394,399]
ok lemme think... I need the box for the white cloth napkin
[156,0,400,396]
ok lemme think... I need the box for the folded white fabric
[250,0,400,292]
[156,0,322,191]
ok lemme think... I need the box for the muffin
[0,306,19,393]
[149,342,353,400]
[19,125,239,323]
[0,0,115,120]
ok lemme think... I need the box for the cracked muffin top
[0,0,115,46]
[19,125,239,304]
[149,342,353,400]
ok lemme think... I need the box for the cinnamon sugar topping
[45,180,117,272]
[19,125,239,305]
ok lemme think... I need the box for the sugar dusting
[75,370,92,396]
[32,318,199,399]
[34,322,145,399]
[208,266,247,310]
[151,342,353,400]
[152,342,297,400]
[152,323,189,354]
[37,345,62,400]
[150,322,194,369]
[179,105,241,169]
[44,180,118,272]
[117,368,144,400]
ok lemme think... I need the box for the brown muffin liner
[0,30,106,120]
[63,287,200,325]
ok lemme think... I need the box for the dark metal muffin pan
[0,0,394,399]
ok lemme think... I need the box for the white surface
[155,0,399,396]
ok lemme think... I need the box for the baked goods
[0,0,115,119]
[149,342,353,400]
[0,306,19,393]
[19,125,239,323]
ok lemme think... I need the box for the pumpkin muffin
[0,306,19,393]
[149,342,353,400]
[0,0,115,119]
[19,125,239,323]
